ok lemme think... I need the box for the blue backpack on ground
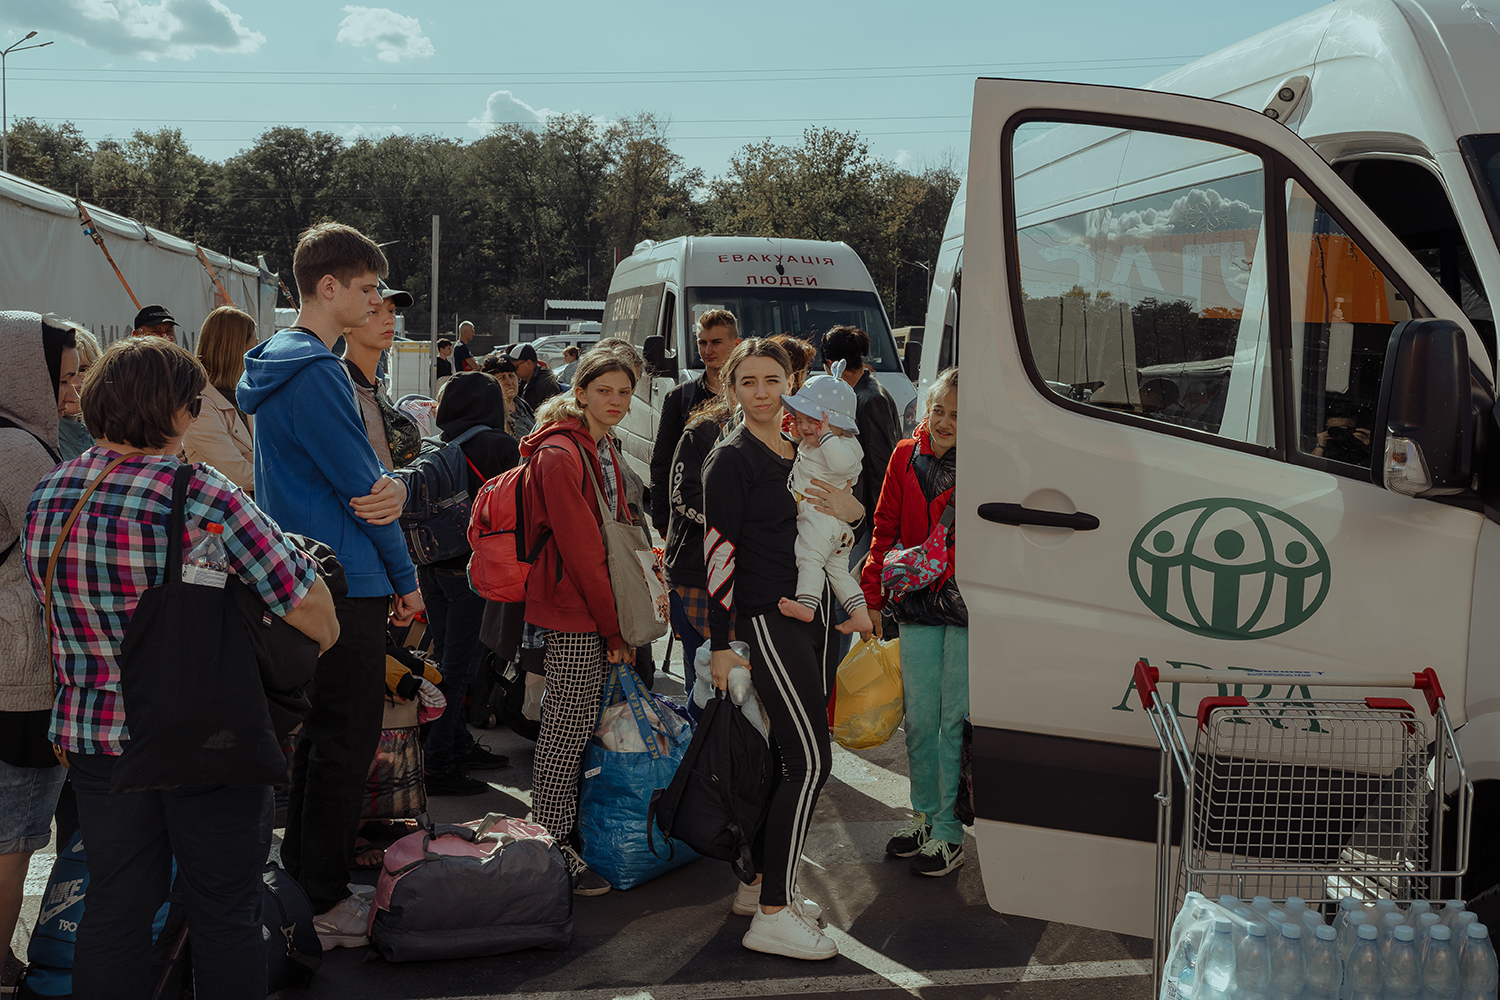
[21,833,173,999]
[577,664,699,890]
[393,425,487,565]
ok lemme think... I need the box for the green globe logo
[1128,499,1330,640]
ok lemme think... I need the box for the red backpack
[467,460,550,602]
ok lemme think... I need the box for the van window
[1286,179,1413,474]
[938,262,961,371]
[602,282,665,346]
[658,290,676,348]
[683,287,901,372]
[1012,123,1269,444]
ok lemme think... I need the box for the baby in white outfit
[779,361,874,634]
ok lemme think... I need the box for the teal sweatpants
[900,623,970,845]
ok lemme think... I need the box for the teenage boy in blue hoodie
[238,222,424,949]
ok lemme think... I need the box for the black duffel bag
[649,690,774,884]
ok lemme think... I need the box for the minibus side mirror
[903,347,921,382]
[641,334,676,381]
[1372,319,1473,497]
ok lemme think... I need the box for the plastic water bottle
[1268,922,1306,1000]
[1252,896,1275,914]
[1285,896,1309,919]
[1337,897,1361,931]
[1171,893,1207,950]
[1384,912,1410,959]
[1303,909,1327,932]
[1420,913,1445,960]
[1459,924,1499,1000]
[1236,922,1272,1000]
[1165,904,1210,999]
[183,521,228,587]
[1343,911,1372,963]
[1196,919,1237,1000]
[1409,901,1435,927]
[1442,902,1468,930]
[1384,925,1422,999]
[1425,925,1461,1000]
[1345,922,1383,1000]
[1304,924,1341,1000]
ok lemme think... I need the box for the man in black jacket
[648,309,740,536]
[820,325,899,547]
[507,343,562,412]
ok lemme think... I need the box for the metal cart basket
[1131,662,1472,991]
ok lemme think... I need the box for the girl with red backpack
[858,366,967,878]
[518,350,638,897]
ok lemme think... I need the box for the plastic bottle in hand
[1267,922,1306,1000]
[1303,924,1340,1000]
[1345,922,1383,1000]
[726,641,754,704]
[183,521,228,587]
[1425,925,1462,1000]
[1459,924,1499,1000]
[1195,919,1236,1000]
[1234,922,1271,1000]
[1383,925,1421,999]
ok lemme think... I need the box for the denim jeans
[419,563,486,775]
[68,752,272,1000]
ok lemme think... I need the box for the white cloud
[893,149,913,169]
[336,6,433,63]
[469,90,553,131]
[5,0,264,60]
[343,123,405,142]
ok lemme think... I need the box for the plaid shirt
[25,449,318,755]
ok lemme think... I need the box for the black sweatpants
[69,752,272,1000]
[281,594,389,914]
[743,610,835,908]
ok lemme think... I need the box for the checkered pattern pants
[531,630,607,843]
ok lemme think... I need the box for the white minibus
[952,0,1500,939]
[602,236,916,485]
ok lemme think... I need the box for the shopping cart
[1131,661,1472,992]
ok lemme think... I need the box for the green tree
[4,118,93,199]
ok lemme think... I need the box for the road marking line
[453,958,1152,1000]
[822,926,934,994]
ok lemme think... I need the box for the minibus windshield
[683,287,900,372]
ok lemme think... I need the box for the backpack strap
[448,424,489,448]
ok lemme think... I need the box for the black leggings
[743,610,834,908]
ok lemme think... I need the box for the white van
[958,0,1500,940]
[601,236,916,485]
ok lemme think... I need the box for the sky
[0,0,1328,179]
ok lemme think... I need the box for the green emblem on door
[1128,499,1330,640]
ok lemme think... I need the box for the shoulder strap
[0,414,61,465]
[575,438,619,524]
[448,425,488,448]
[43,453,133,702]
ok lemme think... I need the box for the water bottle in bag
[1383,925,1421,999]
[1267,922,1305,1000]
[1303,924,1340,1000]
[1195,919,1237,1000]
[1426,925,1462,1000]
[1459,924,1498,1000]
[1344,923,1382,1000]
[1234,922,1271,1000]
[183,521,228,587]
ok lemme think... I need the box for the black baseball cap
[379,280,413,308]
[480,353,517,375]
[133,304,178,329]
[507,343,539,363]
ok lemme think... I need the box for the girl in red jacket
[520,349,637,896]
[859,367,968,878]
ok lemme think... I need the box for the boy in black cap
[132,304,178,340]
[506,342,561,411]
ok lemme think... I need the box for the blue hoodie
[238,328,416,598]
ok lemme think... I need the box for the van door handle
[978,503,1100,531]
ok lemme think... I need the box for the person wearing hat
[506,342,561,412]
[342,281,421,471]
[480,353,534,437]
[131,304,179,341]
[778,360,873,635]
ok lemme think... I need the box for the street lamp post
[901,259,932,319]
[2,31,54,174]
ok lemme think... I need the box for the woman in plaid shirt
[24,337,338,1000]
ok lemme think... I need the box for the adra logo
[1128,499,1330,640]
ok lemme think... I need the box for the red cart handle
[1414,668,1446,715]
[1134,660,1160,709]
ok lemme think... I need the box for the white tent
[0,169,275,350]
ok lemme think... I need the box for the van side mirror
[1372,319,1473,497]
[903,346,921,382]
[641,334,676,380]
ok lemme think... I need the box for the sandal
[352,839,385,869]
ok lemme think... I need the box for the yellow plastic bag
[830,636,903,750]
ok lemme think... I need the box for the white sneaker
[314,894,371,949]
[742,905,838,960]
[731,880,823,921]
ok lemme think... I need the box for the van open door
[961,79,1492,937]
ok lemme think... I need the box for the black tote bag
[113,464,287,793]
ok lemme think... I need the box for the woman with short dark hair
[24,336,339,1000]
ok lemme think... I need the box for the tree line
[5,113,960,336]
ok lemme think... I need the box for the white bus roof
[618,235,876,292]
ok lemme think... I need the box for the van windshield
[683,287,900,372]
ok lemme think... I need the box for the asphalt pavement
[15,656,1153,1000]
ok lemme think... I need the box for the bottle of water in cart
[1426,925,1462,1000]
[1383,925,1422,999]
[1459,924,1499,1000]
[1196,919,1237,1000]
[1303,924,1341,1000]
[1235,922,1272,1000]
[1344,922,1382,1000]
[1267,922,1306,1000]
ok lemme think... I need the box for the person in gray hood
[0,310,77,988]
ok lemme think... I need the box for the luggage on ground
[394,426,487,565]
[262,862,322,992]
[368,813,571,962]
[577,664,697,889]
[830,636,904,750]
[650,689,776,885]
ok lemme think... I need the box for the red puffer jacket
[520,417,629,649]
[859,422,964,625]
